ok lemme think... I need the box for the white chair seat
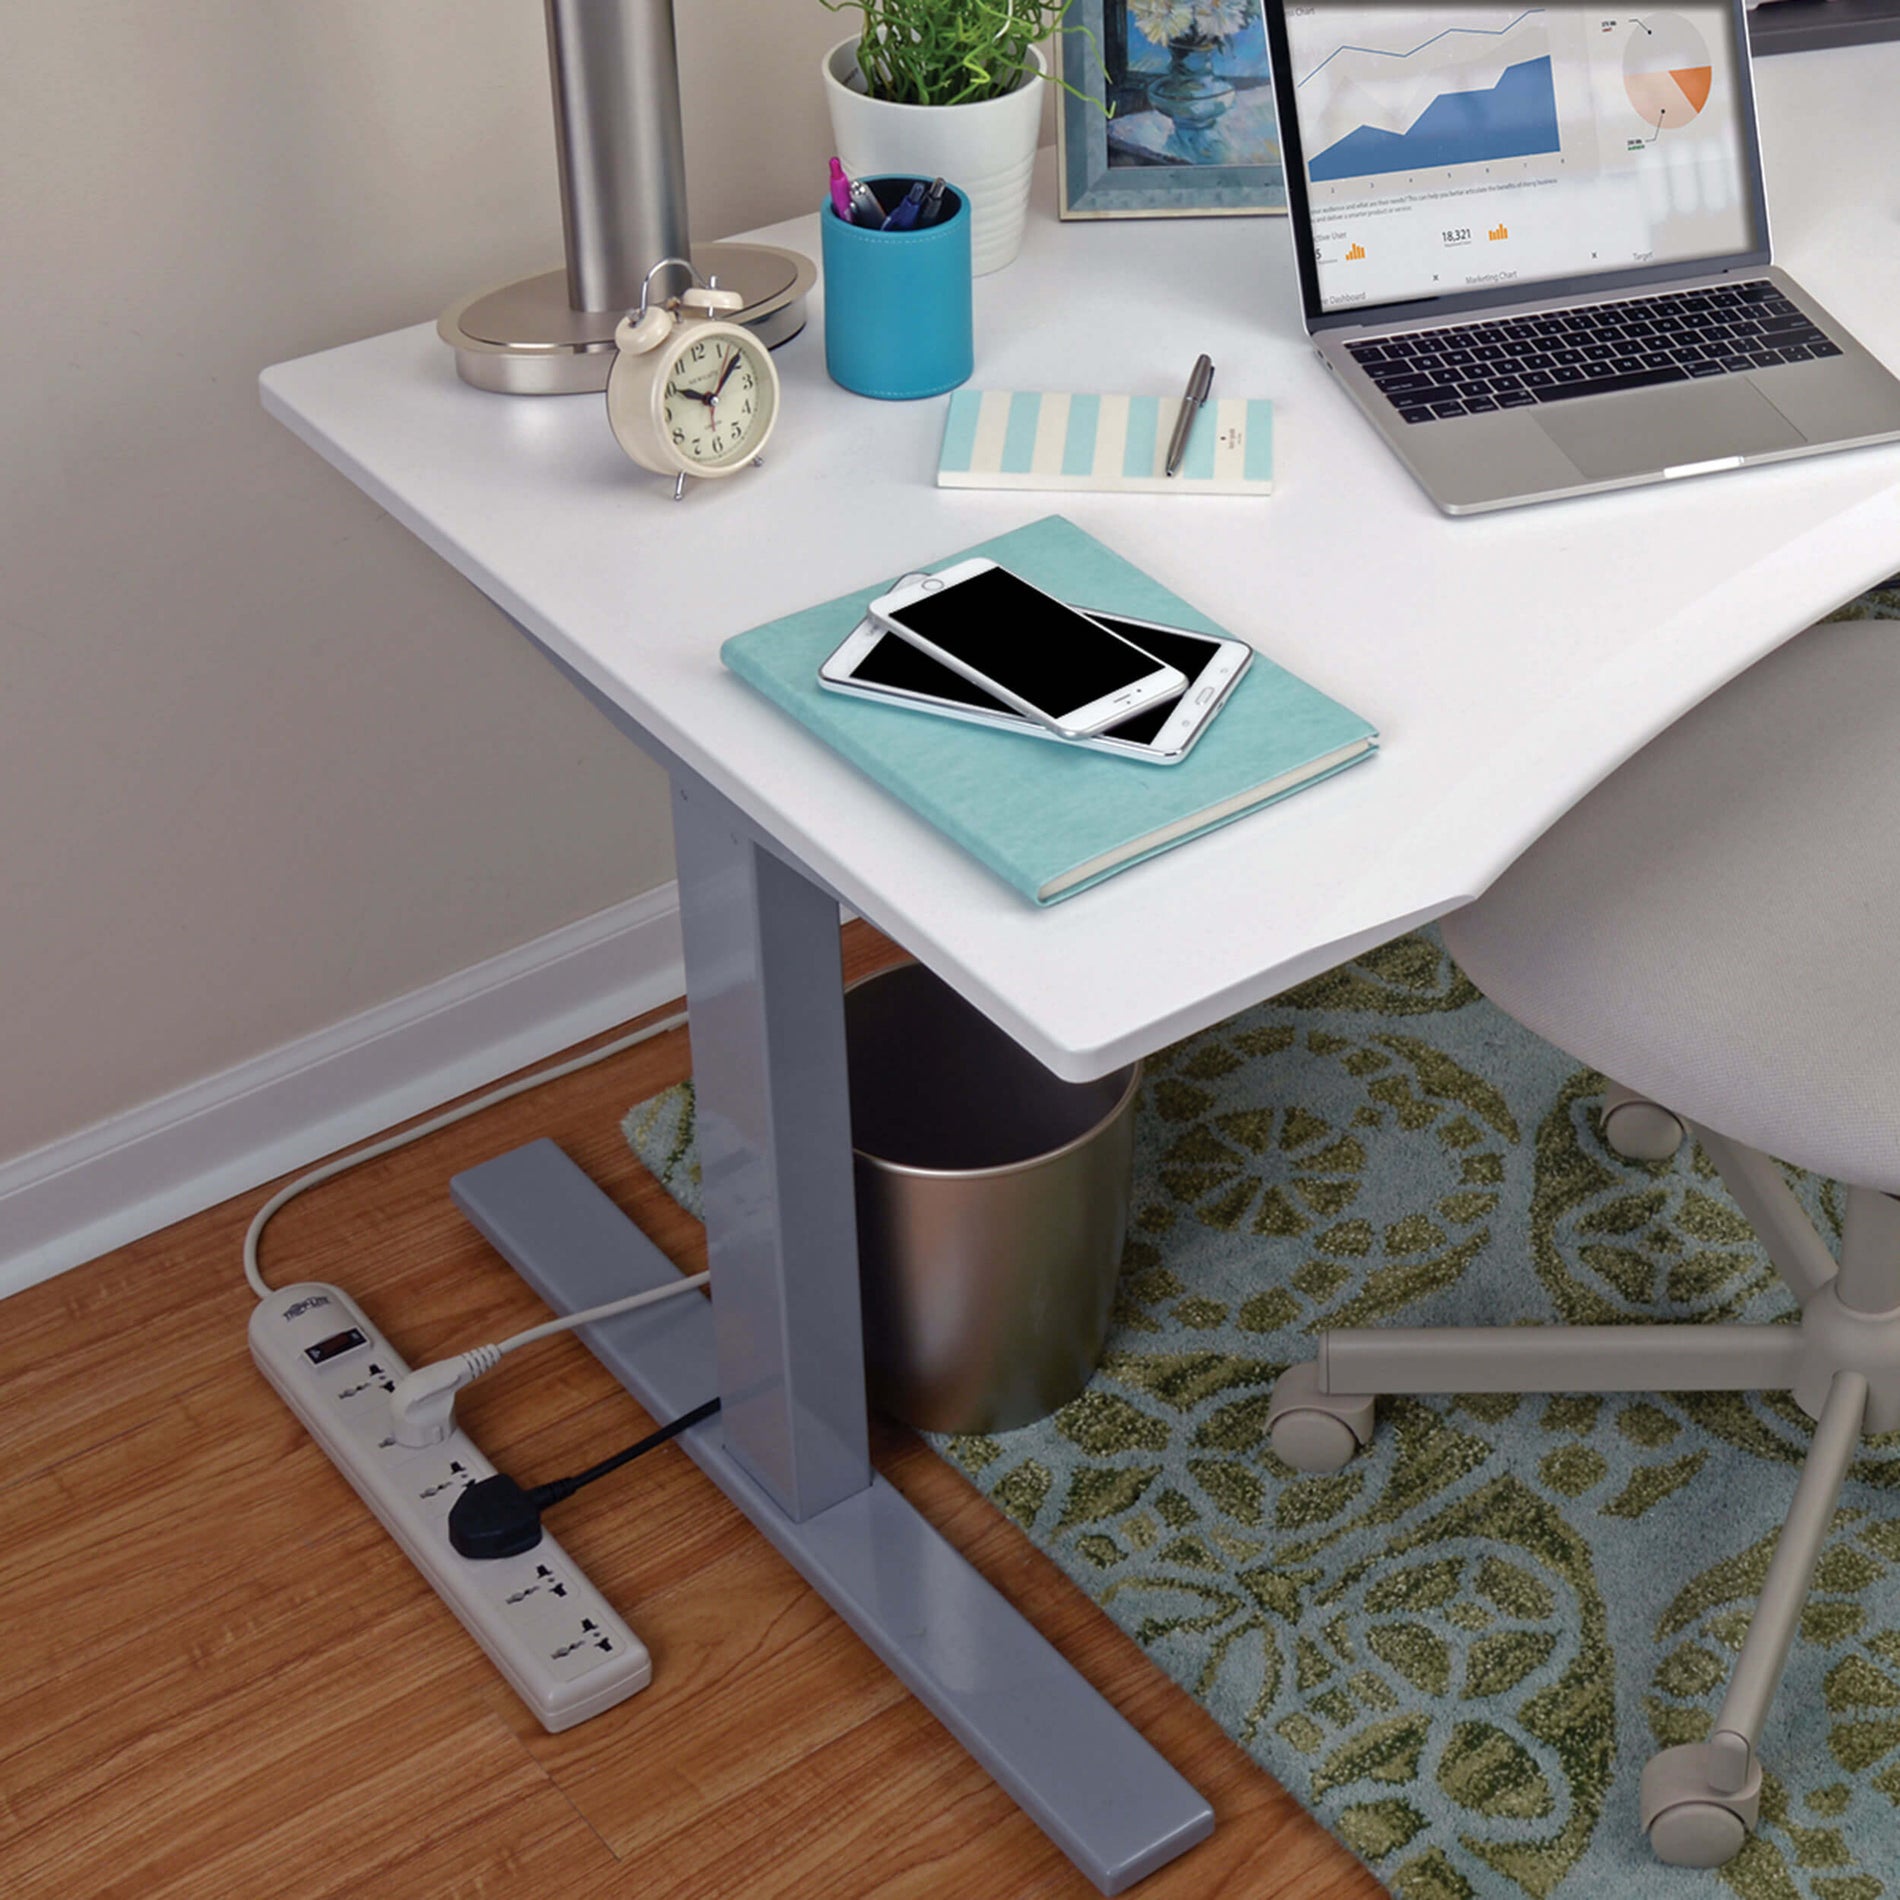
[1441,616,1900,1190]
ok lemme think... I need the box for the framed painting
[1057,0,1287,218]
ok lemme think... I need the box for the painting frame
[1057,0,1287,219]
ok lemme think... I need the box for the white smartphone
[867,558,1188,736]
[820,609,1252,765]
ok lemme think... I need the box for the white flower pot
[822,38,1045,276]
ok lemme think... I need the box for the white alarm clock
[606,258,779,500]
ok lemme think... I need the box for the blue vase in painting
[1149,39,1234,157]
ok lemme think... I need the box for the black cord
[528,1395,722,1508]
[448,1396,721,1560]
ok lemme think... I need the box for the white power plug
[384,1279,707,1447]
[388,1346,502,1446]
[249,1280,650,1730]
[389,1360,464,1446]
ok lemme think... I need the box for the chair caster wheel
[1600,1083,1686,1162]
[1640,1742,1760,1868]
[1647,1802,1749,1869]
[1266,1363,1375,1473]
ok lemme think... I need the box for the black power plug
[449,1474,545,1559]
[447,1395,721,1561]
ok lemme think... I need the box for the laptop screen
[1279,4,1761,315]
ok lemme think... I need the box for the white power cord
[243,1006,704,1443]
[386,1272,709,1446]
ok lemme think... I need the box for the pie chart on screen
[1623,13,1713,130]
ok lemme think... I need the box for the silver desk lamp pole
[440,0,814,395]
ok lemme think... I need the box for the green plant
[822,0,1070,107]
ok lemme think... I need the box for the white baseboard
[0,885,685,1302]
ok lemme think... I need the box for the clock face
[661,332,774,471]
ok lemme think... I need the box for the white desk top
[263,43,1900,1082]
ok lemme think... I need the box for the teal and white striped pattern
[937,389,1274,495]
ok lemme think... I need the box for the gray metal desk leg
[450,770,1214,1892]
[670,774,870,1520]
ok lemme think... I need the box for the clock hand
[713,351,742,399]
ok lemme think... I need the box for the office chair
[1265,613,1900,1868]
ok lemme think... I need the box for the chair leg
[1642,1370,1869,1867]
[1836,1186,1900,1316]
[1695,1125,1840,1304]
[1265,1325,1801,1473]
[1323,1324,1802,1397]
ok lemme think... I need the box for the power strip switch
[249,1281,651,1731]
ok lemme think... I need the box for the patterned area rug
[623,591,1900,1900]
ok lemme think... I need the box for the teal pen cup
[821,180,973,401]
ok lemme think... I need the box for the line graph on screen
[1298,10,1561,183]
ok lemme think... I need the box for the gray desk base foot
[452,1139,1214,1896]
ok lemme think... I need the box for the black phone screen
[883,567,1167,714]
[852,616,1219,745]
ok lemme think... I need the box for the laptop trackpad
[1538,377,1806,480]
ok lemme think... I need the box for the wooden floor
[0,923,1381,1900]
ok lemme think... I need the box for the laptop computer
[1261,0,1900,512]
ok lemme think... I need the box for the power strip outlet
[249,1281,651,1731]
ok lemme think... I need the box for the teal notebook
[719,517,1378,906]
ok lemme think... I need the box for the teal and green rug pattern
[621,599,1900,1900]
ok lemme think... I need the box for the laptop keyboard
[1347,280,1842,425]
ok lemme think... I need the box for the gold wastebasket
[845,963,1141,1434]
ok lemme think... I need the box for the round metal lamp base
[439,242,815,395]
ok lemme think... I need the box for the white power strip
[249,1281,651,1731]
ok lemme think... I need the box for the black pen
[1164,354,1215,477]
[916,177,948,227]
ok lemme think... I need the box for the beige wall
[0,1,843,1168]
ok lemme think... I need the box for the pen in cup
[881,180,928,231]
[828,156,885,227]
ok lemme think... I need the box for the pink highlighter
[828,156,885,227]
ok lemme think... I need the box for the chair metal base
[1267,1096,1897,1869]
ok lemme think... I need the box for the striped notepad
[938,388,1273,496]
